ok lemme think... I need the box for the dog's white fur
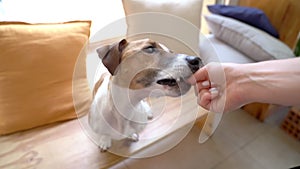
[89,73,151,150]
[89,39,202,151]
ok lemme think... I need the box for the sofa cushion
[205,14,294,61]
[207,4,279,38]
[0,21,92,134]
[200,34,255,64]
[122,0,203,55]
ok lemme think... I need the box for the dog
[89,38,203,152]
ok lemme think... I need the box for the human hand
[188,62,245,113]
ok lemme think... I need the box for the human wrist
[237,62,267,105]
[224,63,252,107]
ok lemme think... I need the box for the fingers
[188,65,217,94]
[188,66,209,85]
[209,88,219,99]
[198,89,211,109]
[193,81,209,95]
[193,80,218,96]
[197,87,219,110]
[188,64,222,111]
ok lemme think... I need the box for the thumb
[188,66,209,85]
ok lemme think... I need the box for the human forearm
[238,58,300,106]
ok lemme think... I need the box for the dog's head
[96,39,203,97]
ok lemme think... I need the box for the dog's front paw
[99,135,111,152]
[128,133,139,142]
[147,111,153,120]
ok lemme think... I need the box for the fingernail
[209,87,218,93]
[209,88,219,99]
[202,81,210,87]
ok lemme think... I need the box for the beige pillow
[205,14,295,61]
[0,21,92,135]
[122,0,203,55]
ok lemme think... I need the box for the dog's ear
[96,39,128,75]
[118,39,128,53]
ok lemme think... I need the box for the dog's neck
[109,79,149,106]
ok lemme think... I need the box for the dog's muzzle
[156,55,202,87]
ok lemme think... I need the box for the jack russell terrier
[89,38,203,152]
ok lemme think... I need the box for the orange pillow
[0,21,92,135]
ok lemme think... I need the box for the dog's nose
[185,56,202,73]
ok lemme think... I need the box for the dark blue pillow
[207,4,279,38]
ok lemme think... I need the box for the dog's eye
[143,46,155,54]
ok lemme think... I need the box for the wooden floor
[0,90,207,169]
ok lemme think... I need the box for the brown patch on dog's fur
[120,40,160,60]
[129,69,159,90]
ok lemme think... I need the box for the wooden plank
[0,119,123,169]
[242,103,270,121]
[0,89,207,168]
